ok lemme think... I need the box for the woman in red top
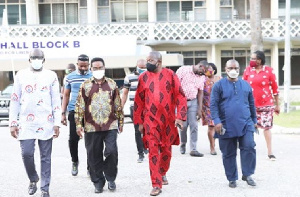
[243,50,280,161]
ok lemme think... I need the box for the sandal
[150,187,162,196]
[210,151,217,155]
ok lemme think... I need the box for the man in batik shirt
[75,57,123,194]
[134,51,187,196]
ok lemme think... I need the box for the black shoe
[72,162,79,176]
[229,181,237,188]
[242,175,256,186]
[94,187,103,193]
[268,155,276,161]
[137,154,144,163]
[28,178,39,195]
[180,144,186,154]
[94,182,103,193]
[190,150,204,157]
[108,181,116,191]
[41,191,50,197]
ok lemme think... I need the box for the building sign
[0,36,137,59]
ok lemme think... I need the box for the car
[0,84,13,123]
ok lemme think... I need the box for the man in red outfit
[134,51,187,196]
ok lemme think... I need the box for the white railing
[1,19,300,42]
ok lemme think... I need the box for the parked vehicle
[0,84,13,123]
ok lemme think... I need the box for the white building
[0,0,300,101]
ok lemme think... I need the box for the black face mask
[146,63,157,72]
[79,69,87,75]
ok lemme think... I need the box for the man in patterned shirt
[176,60,207,157]
[75,57,124,194]
[134,51,187,196]
[9,49,61,197]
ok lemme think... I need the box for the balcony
[1,19,300,45]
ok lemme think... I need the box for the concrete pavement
[0,120,300,197]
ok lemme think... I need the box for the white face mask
[31,59,43,70]
[227,69,239,79]
[93,70,105,79]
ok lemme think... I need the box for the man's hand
[138,124,144,134]
[61,114,67,126]
[10,126,19,139]
[53,126,60,138]
[76,127,84,139]
[215,123,222,134]
[118,126,123,133]
[196,109,202,121]
[175,119,183,130]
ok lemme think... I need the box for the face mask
[93,70,105,79]
[227,69,239,79]
[79,69,88,75]
[137,67,147,74]
[146,63,157,72]
[205,70,214,77]
[249,60,257,68]
[31,59,43,70]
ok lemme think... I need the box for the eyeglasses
[30,56,43,60]
[78,57,89,61]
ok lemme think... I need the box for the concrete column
[207,0,217,20]
[271,0,279,19]
[211,44,217,64]
[148,0,156,22]
[26,0,39,24]
[87,0,97,24]
[272,43,279,80]
[148,0,156,42]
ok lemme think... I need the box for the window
[157,1,206,22]
[99,0,148,23]
[167,51,207,66]
[220,0,270,20]
[39,0,78,24]
[279,0,300,19]
[220,49,271,77]
[278,48,300,85]
[0,0,26,25]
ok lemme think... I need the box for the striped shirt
[65,70,92,111]
[176,66,205,100]
[123,72,139,106]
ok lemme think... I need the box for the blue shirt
[65,70,92,111]
[210,78,257,138]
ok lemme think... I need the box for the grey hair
[225,59,239,68]
[149,51,162,61]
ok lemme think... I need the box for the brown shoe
[150,187,162,196]
[162,176,168,185]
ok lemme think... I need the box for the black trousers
[68,111,79,162]
[130,106,144,156]
[85,130,118,187]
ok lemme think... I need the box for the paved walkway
[0,120,299,197]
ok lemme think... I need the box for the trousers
[20,138,53,192]
[85,130,118,187]
[148,133,172,188]
[130,106,144,156]
[180,99,199,151]
[219,131,256,181]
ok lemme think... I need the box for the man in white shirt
[9,49,61,197]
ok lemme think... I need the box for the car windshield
[1,85,13,95]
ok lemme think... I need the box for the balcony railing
[1,19,300,43]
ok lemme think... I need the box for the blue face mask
[137,67,147,74]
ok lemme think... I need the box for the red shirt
[243,65,279,107]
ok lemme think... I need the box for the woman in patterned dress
[243,50,280,161]
[201,63,221,155]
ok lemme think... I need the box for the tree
[250,0,263,53]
